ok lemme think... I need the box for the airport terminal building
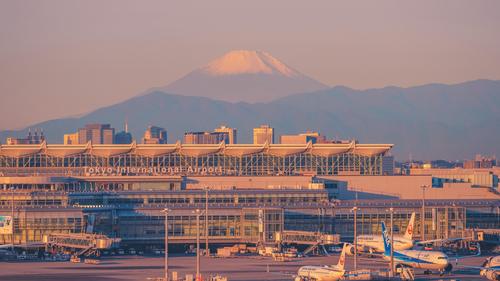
[0,142,498,249]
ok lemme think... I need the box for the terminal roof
[0,141,393,158]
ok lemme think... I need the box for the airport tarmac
[0,254,489,281]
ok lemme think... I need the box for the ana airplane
[464,255,500,280]
[381,221,453,275]
[347,212,416,255]
[295,243,348,281]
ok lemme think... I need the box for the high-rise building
[253,125,274,144]
[115,122,133,144]
[6,129,46,145]
[78,123,115,144]
[64,133,79,145]
[142,126,167,144]
[280,131,327,144]
[214,125,237,144]
[184,131,229,144]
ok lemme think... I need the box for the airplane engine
[345,244,355,256]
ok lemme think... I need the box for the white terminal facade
[0,142,498,250]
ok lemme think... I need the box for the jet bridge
[43,233,120,259]
[275,231,340,255]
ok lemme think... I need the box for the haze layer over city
[0,1,499,281]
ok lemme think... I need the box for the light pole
[205,188,209,257]
[161,208,170,281]
[330,200,338,234]
[193,208,205,281]
[420,185,428,241]
[496,206,499,230]
[389,207,394,277]
[11,186,14,252]
[351,206,358,271]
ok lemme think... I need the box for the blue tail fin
[381,221,391,256]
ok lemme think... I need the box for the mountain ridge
[1,79,499,160]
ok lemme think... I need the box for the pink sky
[1,0,500,130]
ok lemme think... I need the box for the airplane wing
[458,265,489,270]
[357,256,388,264]
[417,239,482,259]
[268,271,297,278]
[357,252,385,259]
[0,242,45,249]
[415,237,473,245]
[0,244,13,249]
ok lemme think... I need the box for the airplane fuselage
[357,235,413,252]
[384,249,451,271]
[297,266,345,281]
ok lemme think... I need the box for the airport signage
[0,216,13,235]
[84,166,224,176]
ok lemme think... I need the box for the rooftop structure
[410,167,500,189]
[6,129,45,145]
[280,131,328,144]
[0,141,393,176]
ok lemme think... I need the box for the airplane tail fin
[381,221,391,256]
[404,212,416,240]
[337,243,347,269]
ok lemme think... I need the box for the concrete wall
[185,176,314,190]
[185,175,499,200]
[410,167,499,188]
[320,175,499,200]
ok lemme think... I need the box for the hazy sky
[1,0,500,130]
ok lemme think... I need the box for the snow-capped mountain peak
[164,49,327,102]
[201,50,298,77]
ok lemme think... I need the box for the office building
[142,126,167,144]
[184,131,229,144]
[77,123,115,144]
[280,131,328,144]
[63,133,79,145]
[114,122,133,144]
[214,125,237,144]
[253,125,274,144]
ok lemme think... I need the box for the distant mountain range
[1,79,499,160]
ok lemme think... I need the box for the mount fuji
[163,50,328,102]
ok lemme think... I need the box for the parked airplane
[295,243,348,281]
[381,221,453,275]
[464,256,500,280]
[347,212,416,255]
